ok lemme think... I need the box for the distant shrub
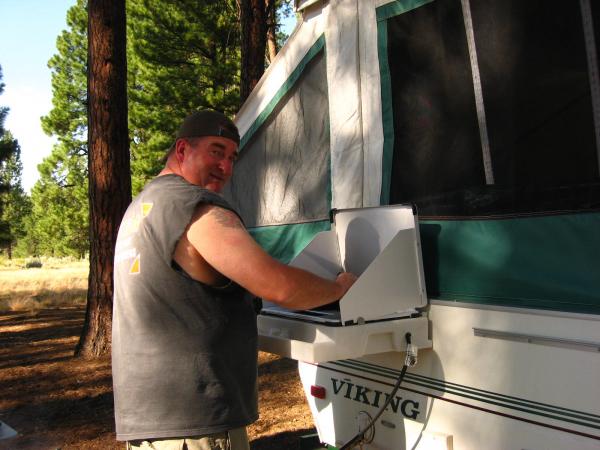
[25,259,43,269]
[0,257,25,269]
[4,297,40,312]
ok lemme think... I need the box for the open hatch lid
[263,204,428,324]
[258,205,431,362]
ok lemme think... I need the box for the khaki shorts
[126,427,250,450]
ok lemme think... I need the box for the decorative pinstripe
[315,359,600,440]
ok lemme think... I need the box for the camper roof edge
[295,0,326,13]
[235,3,326,138]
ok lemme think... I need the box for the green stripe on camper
[250,213,598,313]
[239,35,326,151]
[420,212,600,314]
[376,0,434,22]
[377,19,393,205]
[248,220,331,263]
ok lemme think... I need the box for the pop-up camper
[224,0,600,448]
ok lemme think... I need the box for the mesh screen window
[386,0,600,216]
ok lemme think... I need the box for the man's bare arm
[184,204,356,310]
[209,207,246,230]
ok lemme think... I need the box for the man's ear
[175,139,186,163]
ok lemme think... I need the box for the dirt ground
[0,306,322,450]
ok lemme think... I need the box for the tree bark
[266,0,278,64]
[240,0,267,104]
[76,0,131,358]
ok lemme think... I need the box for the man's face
[178,136,238,192]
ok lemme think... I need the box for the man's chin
[205,182,223,193]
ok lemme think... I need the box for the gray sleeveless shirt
[112,174,258,441]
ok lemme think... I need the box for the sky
[0,0,77,192]
[0,1,297,193]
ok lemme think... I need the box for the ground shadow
[251,428,326,450]
[0,307,320,450]
[258,355,297,376]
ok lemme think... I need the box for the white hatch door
[258,205,431,363]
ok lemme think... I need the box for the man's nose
[219,159,234,176]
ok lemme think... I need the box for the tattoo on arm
[209,207,244,230]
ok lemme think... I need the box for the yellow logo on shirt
[129,254,141,274]
[116,202,154,275]
[142,202,153,217]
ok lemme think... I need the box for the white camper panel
[258,205,431,363]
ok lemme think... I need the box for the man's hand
[335,272,358,298]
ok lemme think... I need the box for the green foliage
[41,0,88,152]
[0,66,32,258]
[22,143,89,258]
[0,132,32,257]
[0,65,12,191]
[273,0,294,50]
[17,0,294,257]
[0,66,9,159]
[127,0,241,193]
[24,0,89,258]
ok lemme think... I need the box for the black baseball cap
[175,110,240,145]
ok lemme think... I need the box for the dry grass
[0,258,88,312]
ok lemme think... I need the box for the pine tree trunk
[240,0,267,104]
[76,0,131,358]
[265,0,278,64]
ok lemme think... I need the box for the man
[112,110,356,449]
